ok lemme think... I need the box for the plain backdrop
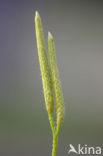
[0,0,103,156]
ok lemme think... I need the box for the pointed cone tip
[48,31,53,39]
[35,11,40,19]
[35,11,38,15]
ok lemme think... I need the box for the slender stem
[49,114,59,156]
[49,113,55,133]
[52,133,58,156]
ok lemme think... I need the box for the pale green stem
[52,133,58,156]
[49,113,55,133]
[49,114,60,156]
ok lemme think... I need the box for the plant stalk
[52,133,58,156]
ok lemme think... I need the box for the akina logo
[68,144,102,155]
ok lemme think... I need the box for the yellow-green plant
[35,11,64,156]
